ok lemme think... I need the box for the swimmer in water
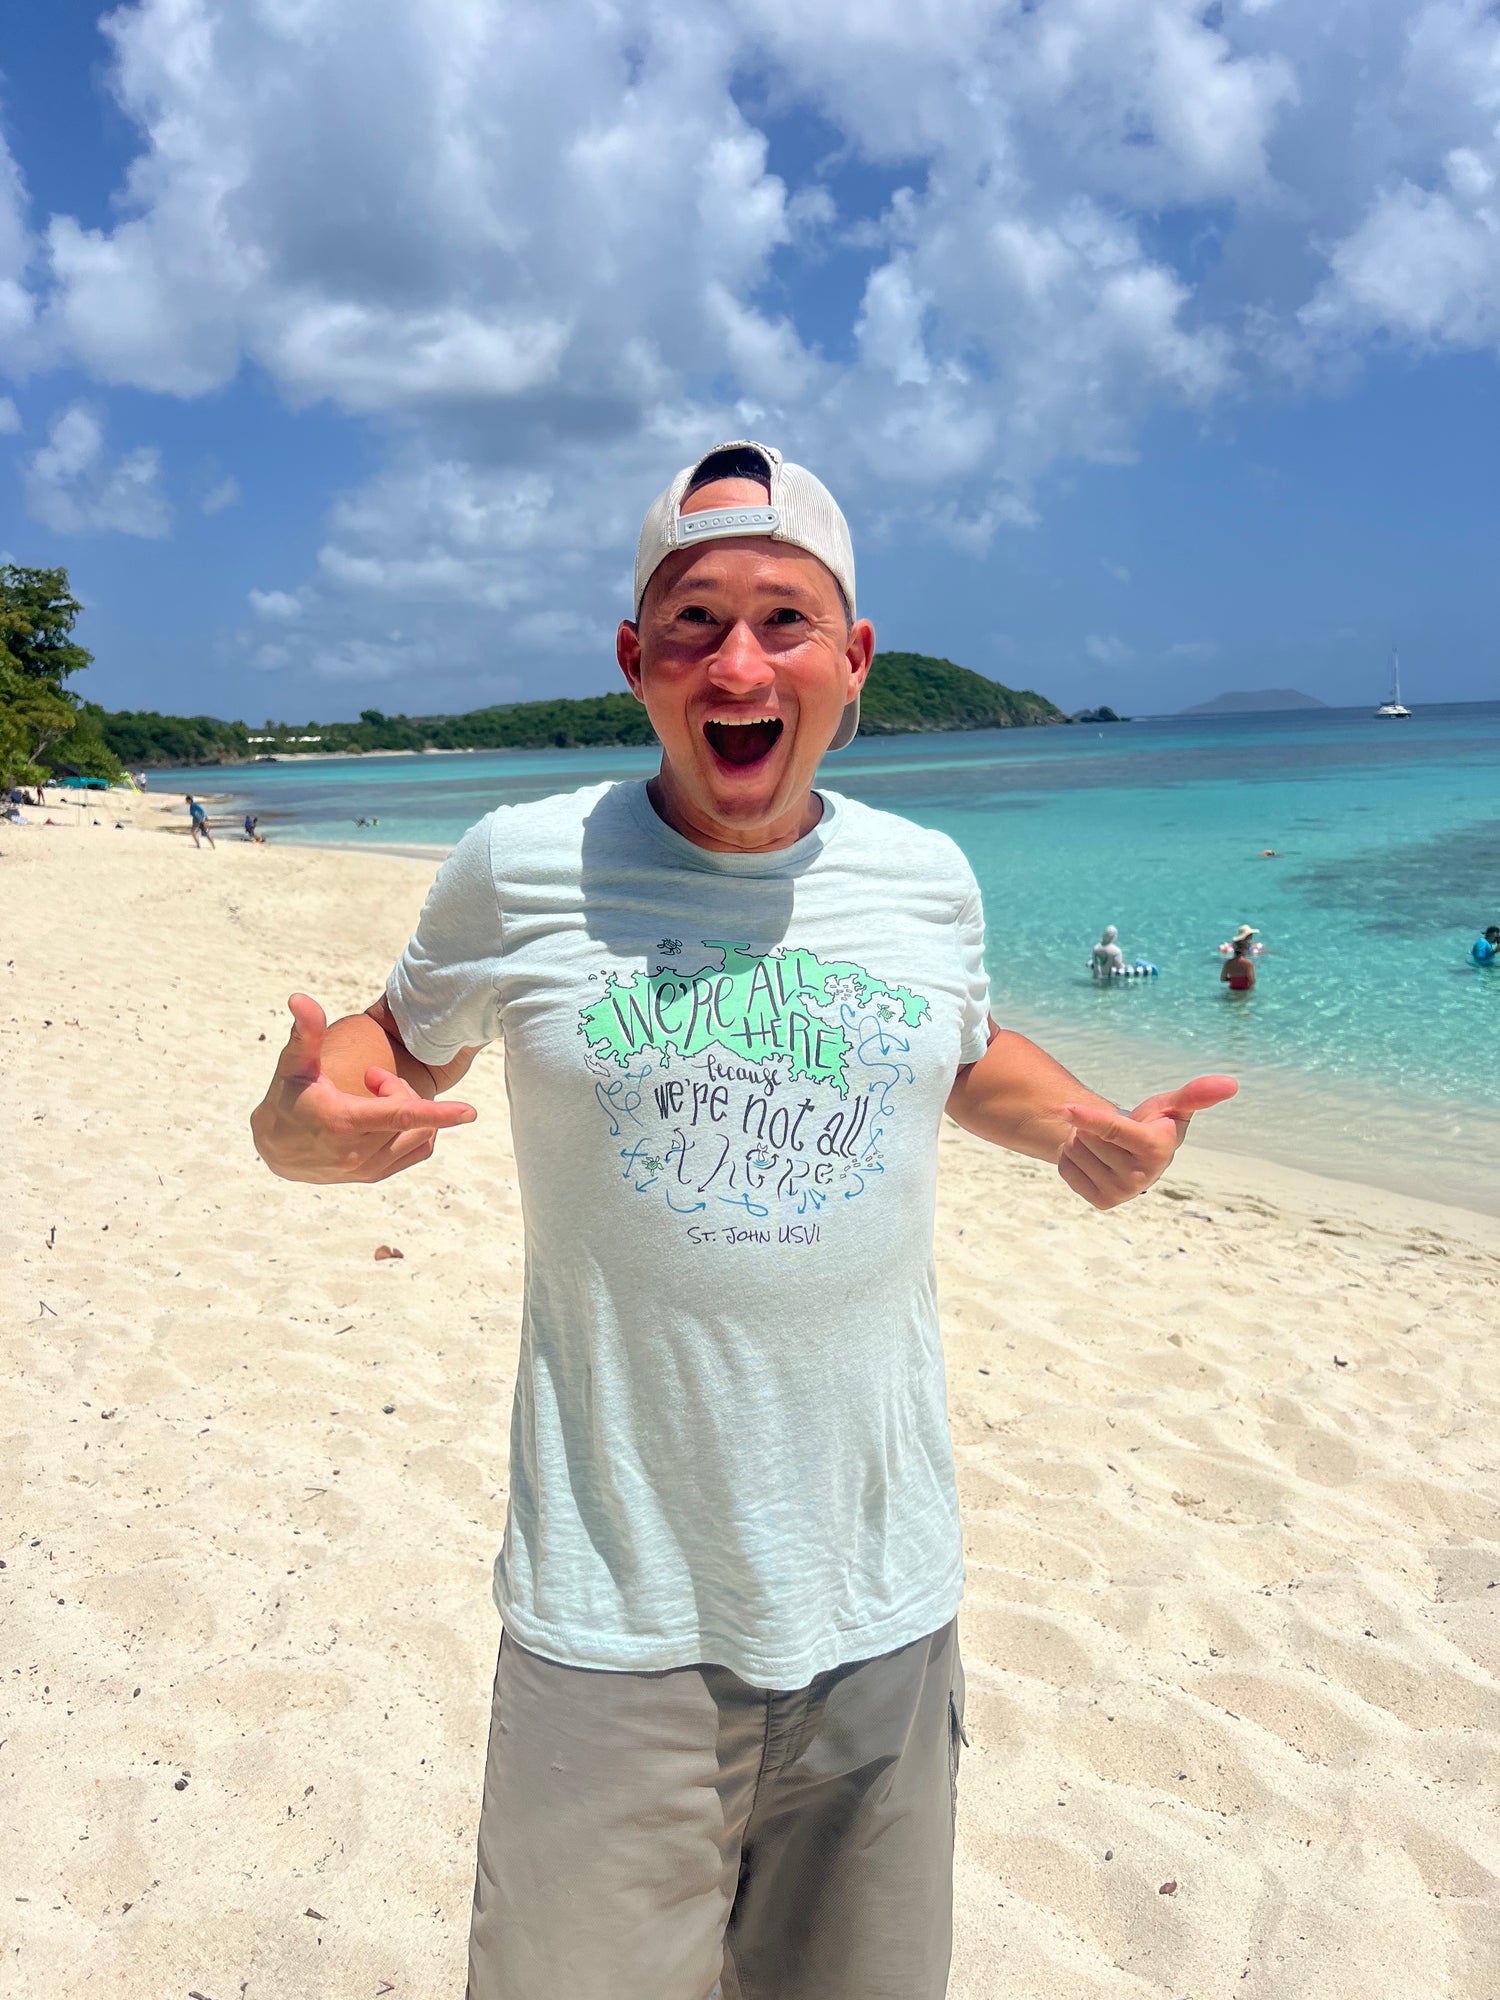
[1471,924,1500,965]
[1221,925,1258,992]
[1090,925,1128,980]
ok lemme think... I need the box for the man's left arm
[945,1023,1237,1212]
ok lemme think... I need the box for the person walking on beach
[243,812,265,843]
[250,440,1238,2000]
[1221,923,1258,991]
[185,794,215,849]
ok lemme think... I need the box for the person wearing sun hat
[1222,923,1260,990]
[251,436,1238,1999]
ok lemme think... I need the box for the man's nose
[707,621,776,694]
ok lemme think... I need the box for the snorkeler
[1472,925,1500,966]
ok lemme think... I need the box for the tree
[0,671,75,787]
[43,700,127,781]
[0,567,94,684]
[0,563,122,787]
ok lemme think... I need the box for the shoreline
[8,794,1495,1231]
[264,825,1499,1225]
[1144,1135,1500,1256]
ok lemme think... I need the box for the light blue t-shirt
[386,780,992,1686]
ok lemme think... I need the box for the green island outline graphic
[579,941,929,1098]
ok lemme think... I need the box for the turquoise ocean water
[160,702,1500,1214]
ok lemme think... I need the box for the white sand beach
[5,797,1499,1998]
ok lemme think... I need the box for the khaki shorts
[467,1619,965,2000]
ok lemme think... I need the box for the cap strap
[674,506,779,546]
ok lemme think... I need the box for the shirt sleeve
[385,813,505,1066]
[956,870,993,1065]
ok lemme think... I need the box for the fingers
[1067,1128,1147,1179]
[363,1066,480,1137]
[275,992,328,1080]
[1060,1102,1142,1151]
[364,1065,408,1097]
[334,1093,477,1136]
[348,1129,439,1182]
[1130,1074,1238,1124]
[1061,1129,1154,1207]
[1058,1077,1237,1214]
[1058,1148,1113,1211]
[362,1067,464,1137]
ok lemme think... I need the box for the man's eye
[767,608,804,625]
[679,605,714,624]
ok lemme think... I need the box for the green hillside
[858,652,1063,733]
[99,653,1064,766]
[100,692,656,765]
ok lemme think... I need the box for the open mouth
[703,716,785,768]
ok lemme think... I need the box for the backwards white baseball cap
[633,440,861,752]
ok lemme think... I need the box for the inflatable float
[1089,925,1157,979]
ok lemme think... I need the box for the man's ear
[845,618,876,695]
[616,619,646,703]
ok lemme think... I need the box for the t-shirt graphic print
[386,780,992,1686]
[581,936,933,1243]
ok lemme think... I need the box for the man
[185,793,215,848]
[251,442,1236,2000]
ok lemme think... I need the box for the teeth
[709,716,777,726]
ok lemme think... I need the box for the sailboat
[1375,648,1411,718]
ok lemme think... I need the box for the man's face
[617,477,873,850]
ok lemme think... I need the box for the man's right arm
[250,991,480,1185]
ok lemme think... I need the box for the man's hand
[1057,1075,1238,1212]
[250,993,477,1184]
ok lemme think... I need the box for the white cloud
[0,129,34,364]
[202,474,240,514]
[1104,560,1131,582]
[0,0,1495,689]
[1297,2,1500,354]
[280,445,649,693]
[20,1,1271,492]
[0,395,19,434]
[249,588,301,620]
[1085,632,1135,666]
[23,402,171,538]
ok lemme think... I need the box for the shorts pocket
[948,1652,968,1832]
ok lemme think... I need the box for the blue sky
[1,0,1497,722]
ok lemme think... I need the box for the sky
[0,0,1497,723]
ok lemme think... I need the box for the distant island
[98,652,1068,768]
[1181,688,1329,715]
